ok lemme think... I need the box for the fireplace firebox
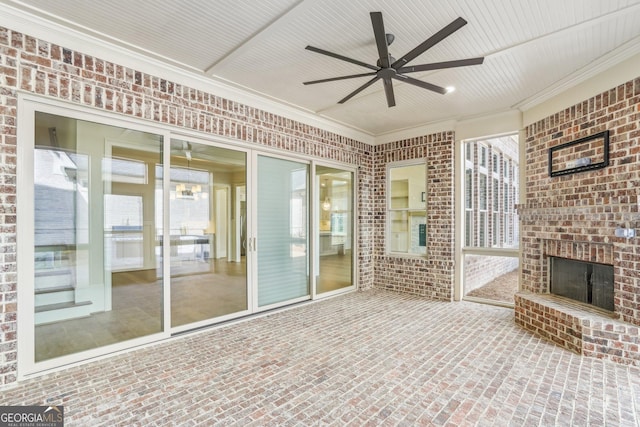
[549,257,614,311]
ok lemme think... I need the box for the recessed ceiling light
[446,86,456,93]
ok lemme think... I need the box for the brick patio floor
[2,290,639,426]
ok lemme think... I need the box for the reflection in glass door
[33,112,164,363]
[256,155,309,307]
[169,140,248,328]
[316,166,354,294]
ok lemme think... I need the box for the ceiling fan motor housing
[377,55,396,68]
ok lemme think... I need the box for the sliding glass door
[169,139,248,329]
[255,155,309,308]
[31,111,164,363]
[20,98,356,377]
[316,165,354,295]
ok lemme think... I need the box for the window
[493,178,499,212]
[503,182,509,245]
[479,144,487,168]
[490,150,501,247]
[478,172,487,247]
[388,161,426,255]
[492,177,500,246]
[509,165,520,246]
[464,168,473,247]
[464,138,519,250]
[464,147,474,247]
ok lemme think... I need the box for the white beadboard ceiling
[4,0,640,138]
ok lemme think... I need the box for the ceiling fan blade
[391,17,468,69]
[338,76,380,104]
[303,72,377,85]
[370,12,391,68]
[397,57,484,73]
[382,78,396,107]
[305,45,379,71]
[392,74,447,94]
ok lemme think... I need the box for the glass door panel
[33,112,163,362]
[256,155,309,307]
[169,140,247,327]
[316,166,354,294]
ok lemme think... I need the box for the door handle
[248,237,257,252]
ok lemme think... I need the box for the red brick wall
[516,292,640,366]
[519,77,640,326]
[373,134,455,300]
[464,255,518,294]
[515,294,583,354]
[0,26,375,387]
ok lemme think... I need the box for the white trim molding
[0,2,375,145]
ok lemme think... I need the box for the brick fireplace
[515,76,640,366]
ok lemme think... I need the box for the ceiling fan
[303,12,484,107]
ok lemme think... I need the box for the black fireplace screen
[549,257,614,311]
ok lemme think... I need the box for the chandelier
[175,182,202,199]
[176,144,202,200]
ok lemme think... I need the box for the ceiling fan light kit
[304,11,484,107]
